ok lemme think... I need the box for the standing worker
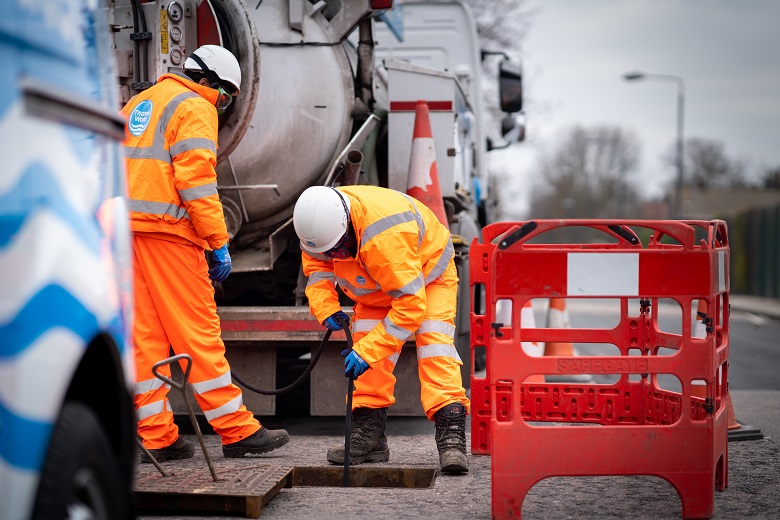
[122,45,289,461]
[293,185,470,473]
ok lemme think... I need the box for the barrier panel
[469,220,729,519]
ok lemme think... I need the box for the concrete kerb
[730,295,780,321]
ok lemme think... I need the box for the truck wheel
[31,402,132,520]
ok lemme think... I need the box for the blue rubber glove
[208,243,232,282]
[323,310,349,331]
[344,350,369,379]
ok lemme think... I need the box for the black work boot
[140,437,195,463]
[434,403,469,473]
[222,426,290,458]
[327,407,389,464]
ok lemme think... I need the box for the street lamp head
[623,71,645,81]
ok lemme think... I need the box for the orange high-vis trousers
[350,261,470,420]
[132,234,260,449]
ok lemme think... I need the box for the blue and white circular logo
[128,100,153,136]
[306,240,317,248]
[356,276,366,285]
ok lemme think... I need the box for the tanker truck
[108,0,523,417]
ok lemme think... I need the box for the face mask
[323,233,356,259]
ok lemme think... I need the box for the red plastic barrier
[469,220,729,519]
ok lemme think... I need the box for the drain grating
[293,466,437,488]
[134,464,293,518]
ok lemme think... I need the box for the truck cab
[0,1,136,518]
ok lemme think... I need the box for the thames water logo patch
[128,100,153,136]
[356,276,366,285]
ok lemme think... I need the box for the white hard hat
[184,45,241,93]
[293,187,351,253]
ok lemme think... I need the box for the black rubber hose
[231,317,352,396]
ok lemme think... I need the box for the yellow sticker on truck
[160,10,169,55]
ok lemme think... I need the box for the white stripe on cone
[407,137,436,191]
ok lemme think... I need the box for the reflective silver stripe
[401,193,426,250]
[159,91,199,138]
[424,238,454,285]
[353,319,380,333]
[127,199,190,220]
[203,395,243,421]
[416,320,455,338]
[417,344,462,362]
[133,377,169,395]
[337,276,380,297]
[170,137,216,158]
[191,371,233,395]
[388,274,424,298]
[387,351,401,365]
[136,398,170,420]
[382,316,413,342]
[360,211,416,248]
[123,144,172,162]
[179,182,217,202]
[123,92,199,165]
[307,271,336,287]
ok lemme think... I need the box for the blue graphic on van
[128,99,153,136]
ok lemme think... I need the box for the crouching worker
[292,185,470,473]
[122,45,289,461]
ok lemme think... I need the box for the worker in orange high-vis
[293,185,470,474]
[122,45,289,461]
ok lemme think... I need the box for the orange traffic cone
[725,391,739,431]
[693,299,740,430]
[544,298,574,357]
[406,100,449,229]
[544,298,593,382]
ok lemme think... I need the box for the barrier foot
[674,473,715,520]
[728,423,764,442]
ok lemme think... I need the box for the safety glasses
[323,232,352,259]
[215,86,234,115]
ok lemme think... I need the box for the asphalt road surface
[137,298,780,519]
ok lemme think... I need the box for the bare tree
[663,137,750,190]
[761,166,780,189]
[525,125,642,220]
[464,0,534,52]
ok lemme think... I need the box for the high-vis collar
[161,73,220,107]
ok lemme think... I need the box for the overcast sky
[492,0,780,217]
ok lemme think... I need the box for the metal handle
[151,354,219,482]
[136,437,169,477]
[152,353,192,392]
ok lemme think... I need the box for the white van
[0,1,136,518]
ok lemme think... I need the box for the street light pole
[623,71,686,219]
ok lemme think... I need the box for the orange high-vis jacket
[121,73,228,250]
[301,186,455,365]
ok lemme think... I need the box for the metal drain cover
[293,466,437,488]
[135,464,293,518]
